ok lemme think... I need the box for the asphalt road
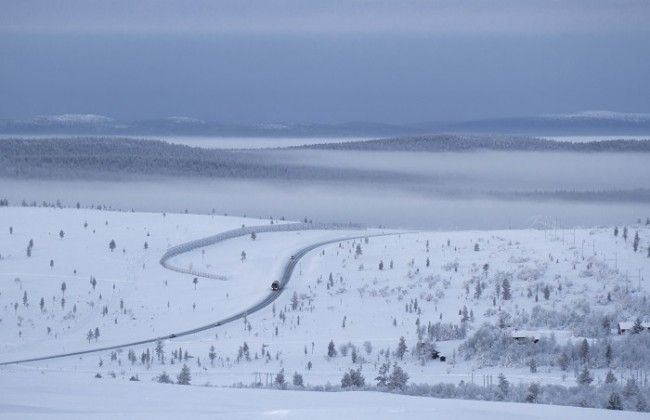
[0,230,394,366]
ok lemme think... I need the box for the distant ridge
[297,134,650,152]
[1,111,650,137]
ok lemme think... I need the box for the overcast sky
[1,1,649,123]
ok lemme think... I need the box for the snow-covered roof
[618,321,650,330]
[511,330,541,339]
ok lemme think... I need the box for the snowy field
[0,370,645,420]
[1,206,649,415]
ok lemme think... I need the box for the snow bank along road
[0,223,394,366]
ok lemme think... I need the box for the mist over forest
[1,135,648,229]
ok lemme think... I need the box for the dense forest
[299,135,650,152]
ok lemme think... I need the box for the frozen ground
[1,207,649,415]
[0,370,644,420]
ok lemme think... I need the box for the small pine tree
[327,340,337,358]
[274,369,286,389]
[632,317,644,334]
[157,371,173,383]
[558,352,570,371]
[525,383,540,403]
[375,362,390,387]
[614,226,619,236]
[497,373,509,396]
[633,231,640,252]
[59,230,65,239]
[606,392,623,410]
[579,338,589,363]
[177,364,191,385]
[623,227,628,241]
[577,365,593,386]
[396,336,407,360]
[109,240,116,252]
[208,346,216,366]
[291,292,299,310]
[387,364,408,390]
[251,231,256,240]
[502,278,511,300]
[292,372,304,387]
[605,370,617,384]
[605,343,613,366]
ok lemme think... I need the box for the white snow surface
[1,207,649,417]
[0,370,643,420]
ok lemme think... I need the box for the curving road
[0,230,397,366]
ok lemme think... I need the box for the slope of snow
[1,207,649,415]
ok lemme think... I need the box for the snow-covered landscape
[3,1,650,418]
[1,204,649,418]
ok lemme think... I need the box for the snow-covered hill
[1,207,649,414]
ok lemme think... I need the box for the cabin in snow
[511,331,540,344]
[618,320,650,334]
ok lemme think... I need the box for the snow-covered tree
[327,340,337,358]
[501,278,511,300]
[606,392,623,410]
[387,364,409,390]
[208,345,216,366]
[395,336,407,360]
[341,368,365,388]
[292,372,304,387]
[155,340,165,362]
[577,365,593,386]
[177,364,191,385]
[605,370,617,384]
[274,369,286,389]
[498,373,509,397]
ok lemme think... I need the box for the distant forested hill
[0,137,413,182]
[298,135,650,152]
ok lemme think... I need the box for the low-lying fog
[1,149,648,230]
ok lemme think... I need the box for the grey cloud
[1,0,649,35]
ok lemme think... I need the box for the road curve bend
[0,228,397,366]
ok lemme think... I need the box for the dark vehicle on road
[290,255,296,260]
[271,281,281,291]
